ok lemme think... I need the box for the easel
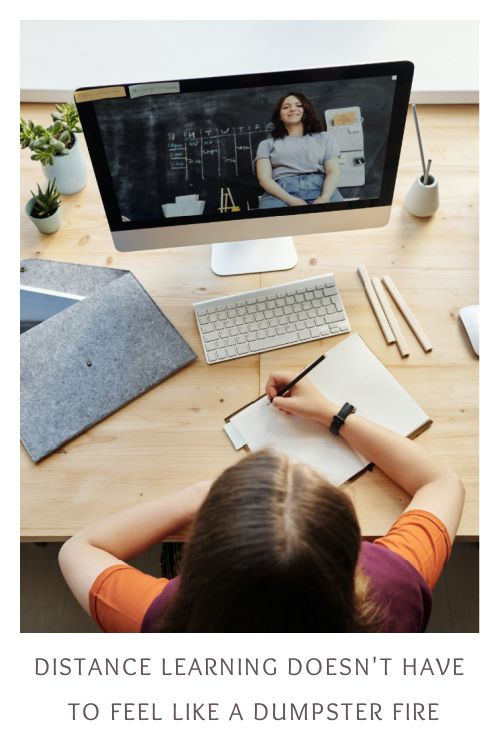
[218,187,241,213]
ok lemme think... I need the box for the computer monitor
[75,61,413,275]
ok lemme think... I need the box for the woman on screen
[255,92,343,209]
[59,373,464,633]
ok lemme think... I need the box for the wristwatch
[329,402,356,435]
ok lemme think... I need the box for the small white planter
[25,197,61,234]
[41,134,87,195]
[404,174,440,217]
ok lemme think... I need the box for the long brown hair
[156,450,383,632]
[271,92,323,140]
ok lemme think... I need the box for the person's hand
[265,371,338,426]
[312,195,330,204]
[287,196,307,206]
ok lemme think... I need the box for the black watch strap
[329,402,356,435]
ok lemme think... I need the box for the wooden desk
[20,104,478,542]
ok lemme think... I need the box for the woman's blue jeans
[258,173,343,209]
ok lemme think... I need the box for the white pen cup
[404,173,439,217]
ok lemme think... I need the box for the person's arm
[58,481,211,615]
[266,373,464,542]
[255,158,306,206]
[312,158,341,204]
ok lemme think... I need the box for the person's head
[271,92,323,139]
[157,449,383,632]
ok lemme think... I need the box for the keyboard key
[217,348,227,358]
[204,331,218,342]
[249,332,299,351]
[207,352,217,362]
[201,323,215,333]
[226,346,236,357]
[206,340,217,351]
[299,329,311,340]
[237,343,249,354]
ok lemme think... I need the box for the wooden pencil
[382,275,433,352]
[372,277,410,358]
[357,265,396,344]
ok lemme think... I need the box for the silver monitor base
[211,237,298,276]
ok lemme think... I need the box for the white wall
[20,20,478,103]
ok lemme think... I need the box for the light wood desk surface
[20,104,478,542]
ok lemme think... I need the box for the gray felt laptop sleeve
[20,259,197,462]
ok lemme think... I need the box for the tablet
[20,286,85,334]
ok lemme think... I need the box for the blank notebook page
[228,333,430,486]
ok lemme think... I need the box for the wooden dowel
[382,275,433,352]
[372,276,410,358]
[357,266,396,344]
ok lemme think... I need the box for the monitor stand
[211,237,297,276]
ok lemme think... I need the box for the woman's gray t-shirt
[255,132,340,180]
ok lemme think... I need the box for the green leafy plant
[20,103,82,167]
[29,179,61,219]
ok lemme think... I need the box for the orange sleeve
[373,510,452,589]
[89,564,169,633]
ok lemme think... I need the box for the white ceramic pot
[25,196,61,234]
[41,134,87,195]
[404,174,440,217]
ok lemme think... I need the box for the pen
[423,158,432,185]
[268,354,326,403]
[412,104,427,178]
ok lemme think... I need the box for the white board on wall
[20,20,478,104]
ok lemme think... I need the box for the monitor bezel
[75,60,413,234]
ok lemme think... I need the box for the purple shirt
[141,542,431,633]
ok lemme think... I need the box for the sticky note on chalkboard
[333,111,357,126]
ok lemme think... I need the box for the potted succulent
[25,179,62,234]
[20,103,87,194]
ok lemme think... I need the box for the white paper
[227,334,430,486]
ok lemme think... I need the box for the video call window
[79,69,401,226]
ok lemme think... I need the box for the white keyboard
[194,274,350,364]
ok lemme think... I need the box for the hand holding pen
[265,357,338,427]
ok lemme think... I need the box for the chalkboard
[94,76,397,222]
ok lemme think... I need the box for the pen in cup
[268,354,326,403]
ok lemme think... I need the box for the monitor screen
[75,61,413,239]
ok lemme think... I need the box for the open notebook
[224,333,431,486]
